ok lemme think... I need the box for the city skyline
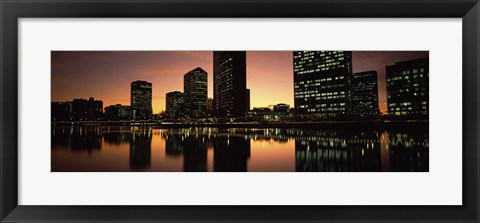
[51,51,428,114]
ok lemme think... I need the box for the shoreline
[51,120,429,131]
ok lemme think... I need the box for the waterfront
[51,126,429,172]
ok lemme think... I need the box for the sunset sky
[51,51,428,114]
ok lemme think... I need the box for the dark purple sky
[352,51,429,112]
[52,51,428,113]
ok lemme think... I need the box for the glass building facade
[166,91,185,120]
[293,51,353,119]
[386,58,429,117]
[213,51,248,118]
[352,70,379,115]
[131,80,152,120]
[183,67,208,118]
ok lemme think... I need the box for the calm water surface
[51,126,429,172]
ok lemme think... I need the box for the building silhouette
[131,80,152,120]
[166,91,185,120]
[386,58,429,117]
[184,67,208,118]
[206,98,214,111]
[51,102,71,121]
[293,51,353,119]
[246,104,293,122]
[273,103,290,112]
[52,97,102,122]
[246,88,250,112]
[352,70,380,116]
[213,51,248,118]
[206,97,214,117]
[70,97,103,121]
[104,104,131,121]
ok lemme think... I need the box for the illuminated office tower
[386,58,429,117]
[352,70,380,115]
[184,67,208,118]
[293,51,353,119]
[131,80,152,120]
[213,51,247,118]
[166,91,185,120]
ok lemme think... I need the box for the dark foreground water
[51,126,429,172]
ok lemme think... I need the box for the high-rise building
[70,97,103,121]
[166,91,185,120]
[131,80,152,120]
[213,51,247,118]
[293,51,353,119]
[386,58,429,117]
[104,104,131,121]
[183,67,207,118]
[352,70,380,115]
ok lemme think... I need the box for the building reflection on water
[51,126,428,172]
[129,129,152,169]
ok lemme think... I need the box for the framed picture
[1,0,479,222]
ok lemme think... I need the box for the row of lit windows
[315,102,346,108]
[295,95,346,101]
[306,107,346,112]
[295,91,345,97]
[295,65,347,74]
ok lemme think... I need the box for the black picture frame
[1,0,479,222]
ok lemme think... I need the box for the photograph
[3,0,478,221]
[51,50,429,172]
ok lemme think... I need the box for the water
[51,126,429,172]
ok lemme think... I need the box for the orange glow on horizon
[52,51,428,114]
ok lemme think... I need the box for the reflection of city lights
[53,126,428,172]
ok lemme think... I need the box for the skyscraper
[166,91,185,120]
[386,58,429,117]
[293,51,353,119]
[352,70,380,116]
[131,80,152,120]
[213,51,247,118]
[183,67,208,118]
